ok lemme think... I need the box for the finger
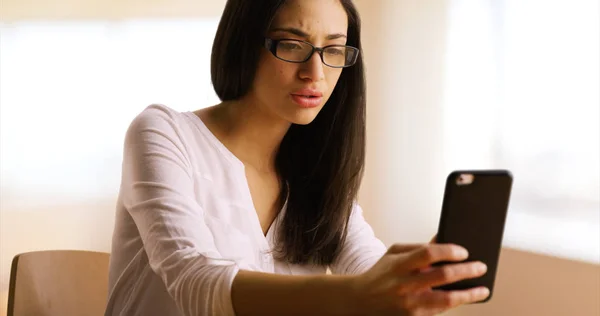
[387,243,424,254]
[401,244,469,272]
[411,287,491,310]
[404,261,488,292]
[413,238,436,274]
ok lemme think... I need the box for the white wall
[355,0,449,246]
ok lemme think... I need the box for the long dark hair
[211,0,366,265]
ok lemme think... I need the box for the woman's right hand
[350,243,489,316]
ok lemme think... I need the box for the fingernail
[477,262,487,273]
[457,247,469,259]
[480,287,490,296]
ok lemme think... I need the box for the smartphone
[432,170,513,303]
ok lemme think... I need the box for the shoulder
[123,104,233,176]
[347,202,373,232]
[120,104,200,172]
[350,201,365,218]
[127,103,184,133]
[124,103,198,145]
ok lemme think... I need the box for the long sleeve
[330,203,387,275]
[120,107,239,315]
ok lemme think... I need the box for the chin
[287,107,323,125]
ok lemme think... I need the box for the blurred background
[0,0,599,315]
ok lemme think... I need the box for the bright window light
[444,0,599,263]
[0,19,221,207]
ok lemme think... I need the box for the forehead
[270,0,348,36]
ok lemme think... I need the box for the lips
[291,88,323,98]
[290,88,324,108]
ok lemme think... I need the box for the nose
[298,51,325,82]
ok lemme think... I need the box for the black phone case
[433,170,513,303]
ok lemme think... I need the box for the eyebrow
[269,27,347,40]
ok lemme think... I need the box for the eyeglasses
[264,38,359,68]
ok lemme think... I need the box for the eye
[279,42,303,51]
[325,47,345,56]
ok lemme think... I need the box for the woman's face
[249,0,349,125]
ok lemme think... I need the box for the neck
[211,97,291,172]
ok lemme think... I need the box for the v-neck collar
[185,110,285,251]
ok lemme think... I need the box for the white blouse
[105,104,387,316]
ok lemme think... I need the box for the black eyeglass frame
[264,38,360,68]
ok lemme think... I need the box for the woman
[105,0,489,315]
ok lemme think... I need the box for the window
[0,19,221,207]
[443,0,599,263]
